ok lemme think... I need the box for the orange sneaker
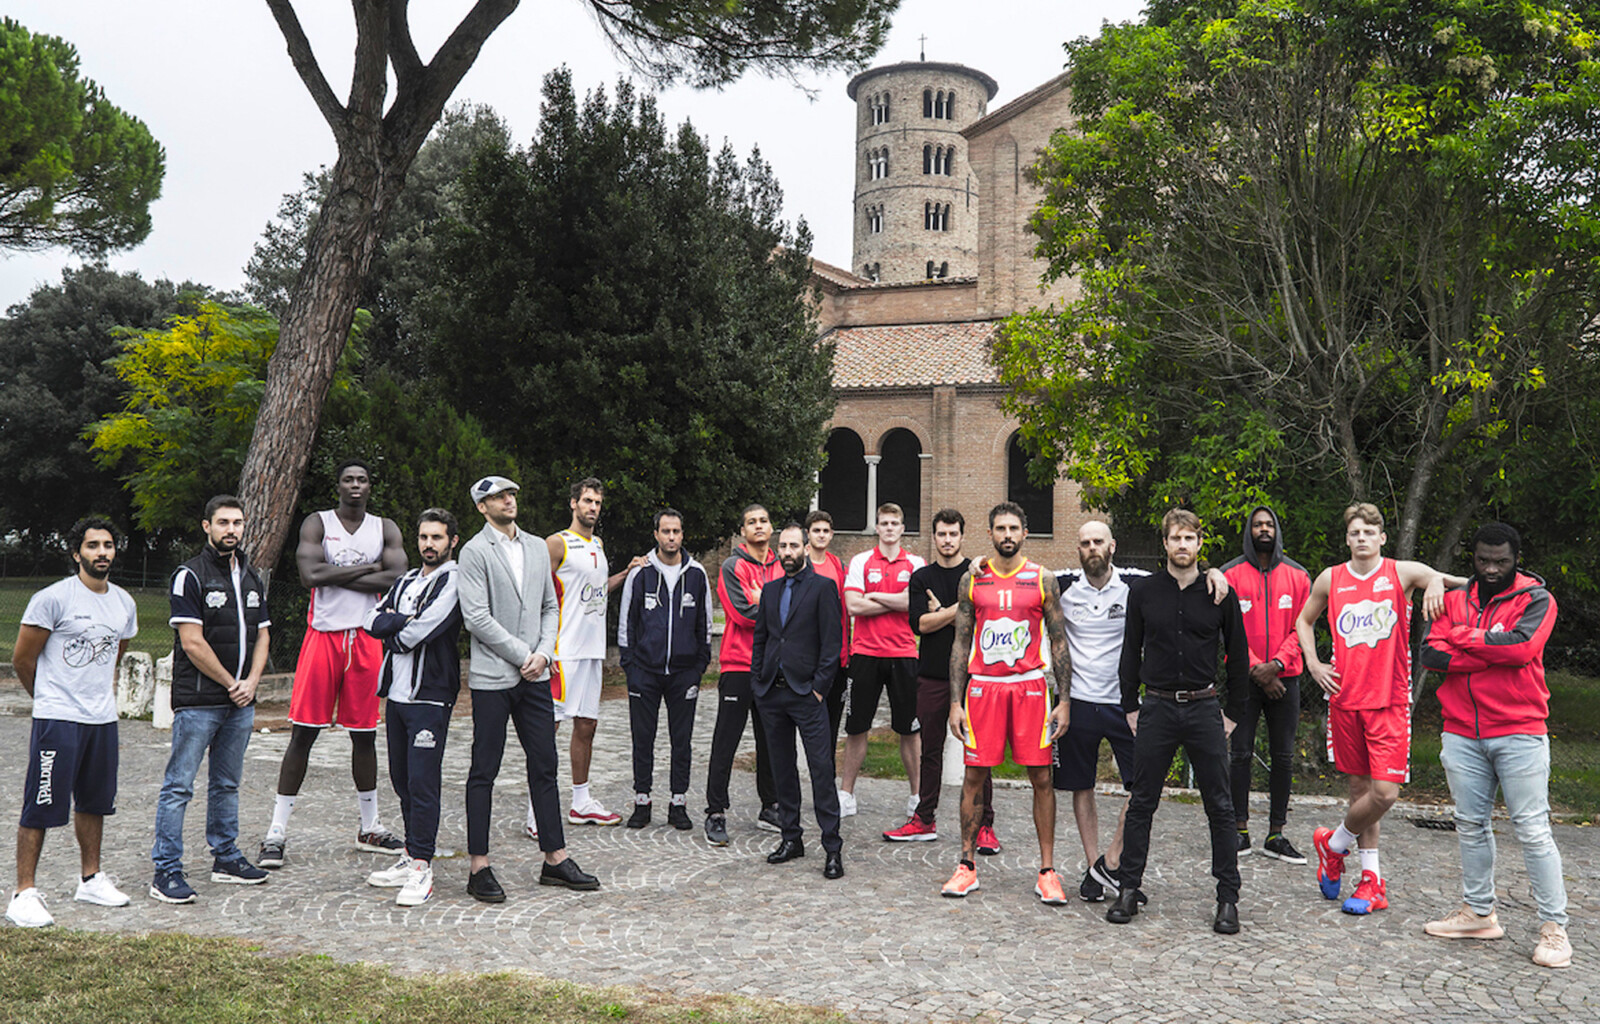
[941,861,980,898]
[1034,868,1067,905]
[1342,870,1387,915]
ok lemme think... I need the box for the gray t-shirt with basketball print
[21,576,139,725]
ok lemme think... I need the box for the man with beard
[942,503,1072,904]
[1107,509,1249,934]
[1221,507,1311,864]
[150,496,272,905]
[8,517,139,927]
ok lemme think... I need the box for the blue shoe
[1341,871,1387,915]
[211,856,269,885]
[149,870,197,904]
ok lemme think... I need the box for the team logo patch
[1279,594,1293,609]
[1108,603,1126,619]
[1489,622,1506,633]
[868,569,883,584]
[247,591,261,608]
[978,616,1032,666]
[897,570,911,583]
[681,593,696,608]
[1336,599,1398,649]
[1373,575,1395,593]
[1239,599,1253,613]
[205,590,228,609]
[644,593,659,610]
[413,730,437,749]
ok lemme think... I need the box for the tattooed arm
[1040,571,1072,741]
[947,567,976,743]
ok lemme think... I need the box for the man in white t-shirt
[7,517,139,928]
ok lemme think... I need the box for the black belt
[1146,686,1216,703]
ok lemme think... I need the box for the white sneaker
[1534,921,1573,968]
[396,860,434,907]
[6,888,53,927]
[838,789,858,817]
[906,792,920,818]
[74,872,130,907]
[366,855,413,888]
[524,823,539,841]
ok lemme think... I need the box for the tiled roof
[826,320,1000,389]
[808,256,871,288]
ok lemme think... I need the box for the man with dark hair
[618,509,712,830]
[1222,507,1311,864]
[705,503,783,844]
[259,460,408,869]
[362,509,463,907]
[1421,523,1572,968]
[150,496,272,905]
[8,517,138,927]
[803,510,851,748]
[1108,508,1249,934]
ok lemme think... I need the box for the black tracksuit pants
[1229,677,1300,833]
[386,701,451,862]
[705,670,776,816]
[627,666,700,796]
[467,679,564,855]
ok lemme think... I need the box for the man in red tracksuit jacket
[1419,522,1571,969]
[703,503,783,846]
[1221,506,1311,863]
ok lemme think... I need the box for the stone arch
[1007,430,1055,536]
[878,427,923,533]
[819,427,868,532]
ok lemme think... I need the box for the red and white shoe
[941,861,980,898]
[569,800,622,826]
[883,813,937,842]
[975,825,1001,856]
[1342,870,1387,915]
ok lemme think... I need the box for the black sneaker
[757,804,783,833]
[1079,868,1105,902]
[1262,833,1308,864]
[626,802,652,829]
[539,857,600,891]
[357,827,405,854]
[705,813,729,847]
[1089,855,1120,895]
[1236,830,1252,856]
[211,856,268,885]
[667,804,693,831]
[467,866,506,903]
[149,870,197,904]
[258,838,286,869]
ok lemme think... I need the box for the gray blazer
[457,521,559,691]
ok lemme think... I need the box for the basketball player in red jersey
[1296,503,1464,914]
[942,502,1072,903]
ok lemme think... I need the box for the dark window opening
[819,429,868,531]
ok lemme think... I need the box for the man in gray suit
[458,475,599,900]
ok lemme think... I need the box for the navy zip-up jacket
[363,562,463,706]
[619,550,712,677]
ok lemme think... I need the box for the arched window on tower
[945,90,956,120]
[938,261,948,278]
[879,429,923,533]
[923,88,933,118]
[819,429,867,532]
[883,93,891,122]
[1007,432,1055,536]
[867,205,883,234]
[923,144,932,175]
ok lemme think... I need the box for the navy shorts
[1052,699,1135,791]
[20,719,119,829]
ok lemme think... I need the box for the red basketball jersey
[1328,558,1411,710]
[966,559,1049,682]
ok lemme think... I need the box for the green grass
[0,929,853,1024]
[0,577,173,665]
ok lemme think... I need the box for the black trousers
[627,666,699,796]
[915,674,993,825]
[824,665,848,752]
[756,684,842,852]
[386,701,450,862]
[1120,696,1240,902]
[1229,678,1301,833]
[467,679,564,855]
[705,671,776,816]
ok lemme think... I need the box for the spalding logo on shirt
[1336,599,1397,649]
[978,616,1031,666]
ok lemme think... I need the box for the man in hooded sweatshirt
[1221,507,1312,864]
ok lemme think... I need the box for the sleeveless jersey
[308,509,383,632]
[1328,558,1411,710]
[553,529,608,660]
[966,559,1049,683]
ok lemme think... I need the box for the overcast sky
[0,1,1146,310]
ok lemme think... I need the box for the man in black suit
[751,523,845,879]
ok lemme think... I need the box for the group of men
[4,474,1575,968]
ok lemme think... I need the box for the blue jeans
[1440,731,1568,925]
[151,704,255,873]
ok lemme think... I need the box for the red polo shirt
[844,546,925,658]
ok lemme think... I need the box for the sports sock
[670,793,686,806]
[1358,847,1380,880]
[572,782,591,808]
[525,798,537,828]
[267,794,296,838]
[357,789,379,832]
[1329,823,1358,855]
[635,792,650,805]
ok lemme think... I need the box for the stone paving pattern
[2,688,1594,1023]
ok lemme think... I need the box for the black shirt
[1119,568,1248,715]
[908,558,970,680]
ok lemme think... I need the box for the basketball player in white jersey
[258,461,408,868]
[525,477,640,833]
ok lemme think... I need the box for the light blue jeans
[151,704,255,874]
[1440,731,1568,925]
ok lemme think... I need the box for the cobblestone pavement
[2,690,1594,1023]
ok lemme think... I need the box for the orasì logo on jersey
[1336,599,1397,649]
[978,616,1032,666]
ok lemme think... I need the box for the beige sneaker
[1533,922,1572,968]
[1424,904,1504,940]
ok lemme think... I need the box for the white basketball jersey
[309,509,383,631]
[553,529,608,660]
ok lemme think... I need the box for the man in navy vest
[150,495,272,903]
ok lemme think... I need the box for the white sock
[357,790,380,832]
[1329,823,1358,855]
[526,798,537,829]
[635,792,650,805]
[670,793,686,806]
[1358,847,1380,880]
[572,782,590,808]
[268,794,296,838]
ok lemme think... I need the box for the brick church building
[811,61,1089,568]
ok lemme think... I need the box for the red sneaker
[1313,827,1344,900]
[883,813,938,842]
[975,825,1001,856]
[1342,870,1387,915]
[941,861,980,897]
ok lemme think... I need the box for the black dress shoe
[1106,887,1143,924]
[767,838,806,864]
[824,851,844,879]
[540,856,601,891]
[467,866,506,903]
[1213,900,1240,934]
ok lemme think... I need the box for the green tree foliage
[996,0,1600,565]
[421,69,832,556]
[0,18,164,254]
